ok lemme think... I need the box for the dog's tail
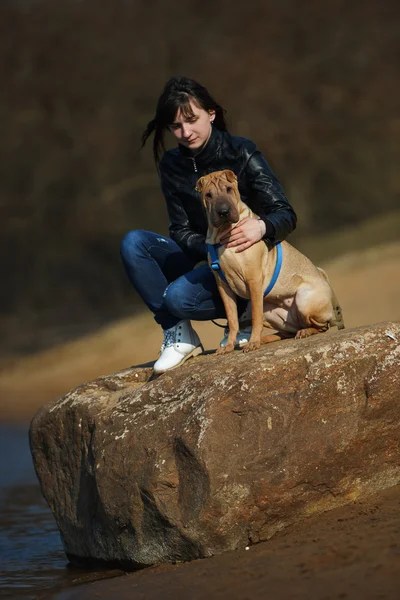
[317,267,345,330]
[331,301,345,330]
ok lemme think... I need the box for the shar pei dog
[196,169,344,354]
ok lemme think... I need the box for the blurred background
[1,0,399,421]
[0,2,399,596]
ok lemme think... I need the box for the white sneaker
[153,320,203,374]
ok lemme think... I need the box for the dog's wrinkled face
[196,170,240,228]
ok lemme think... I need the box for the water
[0,423,86,599]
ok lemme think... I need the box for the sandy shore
[51,484,400,600]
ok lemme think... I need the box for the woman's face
[168,99,215,150]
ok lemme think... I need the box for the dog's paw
[216,344,235,355]
[295,328,319,339]
[242,341,261,353]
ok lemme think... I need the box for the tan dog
[196,170,344,354]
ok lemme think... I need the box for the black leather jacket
[159,127,297,262]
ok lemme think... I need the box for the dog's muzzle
[211,198,239,227]
[216,202,231,218]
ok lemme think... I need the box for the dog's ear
[195,175,207,193]
[196,175,212,210]
[222,170,237,184]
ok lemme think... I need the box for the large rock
[30,321,400,568]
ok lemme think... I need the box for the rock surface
[30,321,400,568]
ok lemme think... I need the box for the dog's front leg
[215,280,239,355]
[243,277,264,353]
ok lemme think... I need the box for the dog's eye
[226,186,233,193]
[205,192,212,198]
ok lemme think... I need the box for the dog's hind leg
[295,322,326,339]
[261,331,294,344]
[293,283,333,339]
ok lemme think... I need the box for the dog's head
[195,170,240,228]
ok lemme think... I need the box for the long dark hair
[141,76,228,165]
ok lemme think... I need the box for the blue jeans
[120,230,246,330]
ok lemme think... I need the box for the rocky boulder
[30,321,400,568]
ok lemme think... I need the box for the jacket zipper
[190,157,198,173]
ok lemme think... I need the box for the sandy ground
[51,484,400,600]
[0,241,399,422]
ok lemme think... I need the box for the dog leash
[207,242,283,297]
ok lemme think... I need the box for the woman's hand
[220,217,266,253]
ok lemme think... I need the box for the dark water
[0,423,92,599]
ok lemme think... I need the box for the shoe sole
[153,345,204,375]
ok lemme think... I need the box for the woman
[120,76,297,373]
